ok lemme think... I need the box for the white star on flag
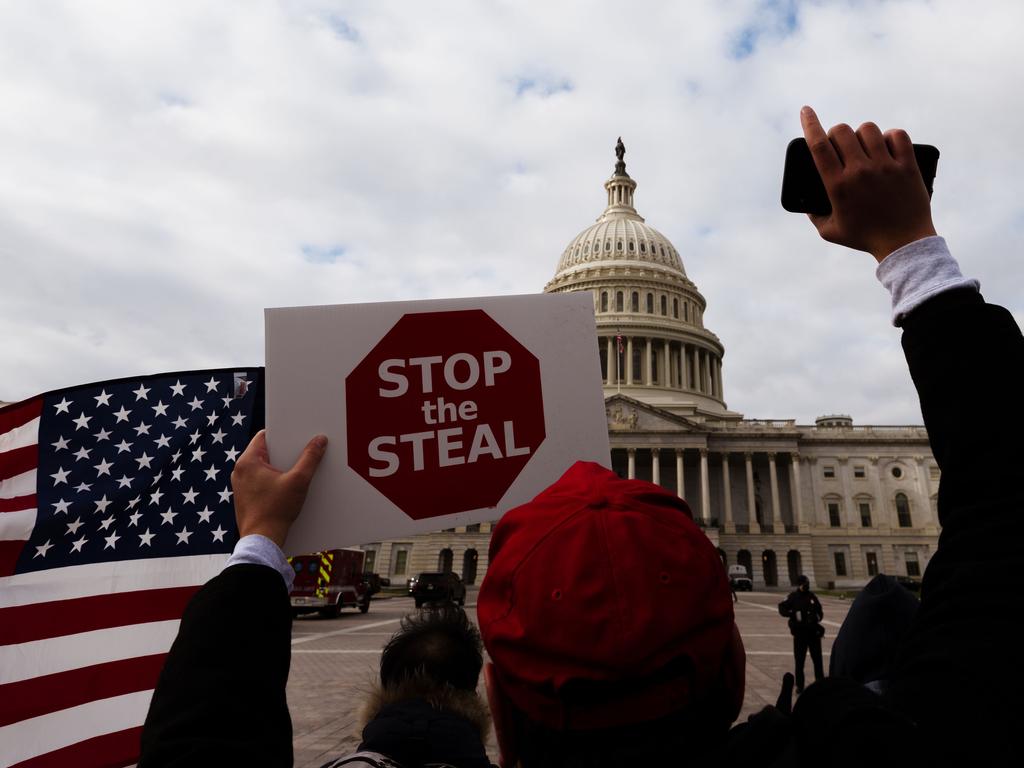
[170,380,187,396]
[113,406,132,423]
[33,541,54,558]
[54,397,72,414]
[72,413,91,430]
[65,518,84,535]
[139,528,155,546]
[211,526,227,542]
[204,377,219,392]
[152,401,169,417]
[160,509,177,526]
[104,532,121,550]
[176,527,193,545]
[133,383,151,400]
[94,390,113,407]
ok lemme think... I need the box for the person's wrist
[238,520,291,548]
[870,224,938,263]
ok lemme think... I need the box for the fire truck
[288,548,370,618]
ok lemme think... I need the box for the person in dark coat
[138,432,495,768]
[778,575,824,694]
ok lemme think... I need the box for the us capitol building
[362,141,940,591]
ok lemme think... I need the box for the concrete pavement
[287,589,852,767]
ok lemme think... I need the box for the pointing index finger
[800,105,842,183]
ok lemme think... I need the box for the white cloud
[1,0,1022,425]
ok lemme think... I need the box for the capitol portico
[362,141,940,591]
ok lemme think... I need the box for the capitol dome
[544,139,738,420]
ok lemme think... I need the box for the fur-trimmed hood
[355,675,494,768]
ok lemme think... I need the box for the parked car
[728,564,753,592]
[361,572,382,596]
[288,549,370,617]
[409,572,466,608]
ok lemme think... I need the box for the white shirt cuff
[875,236,980,326]
[226,534,294,591]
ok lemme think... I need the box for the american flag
[0,368,262,768]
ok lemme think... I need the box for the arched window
[646,293,654,313]
[600,292,608,312]
[737,550,752,580]
[462,549,478,585]
[631,292,639,312]
[640,242,646,253]
[616,291,624,312]
[661,295,668,315]
[628,240,635,252]
[896,493,912,527]
[684,303,689,321]
[787,550,803,586]
[605,240,611,252]
[673,298,679,318]
[762,550,778,587]
[438,548,453,573]
[617,240,623,252]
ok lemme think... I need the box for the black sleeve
[887,287,1024,761]
[139,564,294,767]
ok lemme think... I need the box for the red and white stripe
[2,394,227,767]
[0,554,228,767]
[0,398,42,575]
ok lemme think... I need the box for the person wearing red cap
[477,460,747,767]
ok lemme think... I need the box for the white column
[790,453,805,532]
[699,449,711,524]
[644,338,653,385]
[676,449,685,498]
[745,452,760,533]
[768,452,783,531]
[651,448,660,485]
[680,344,688,390]
[627,448,636,480]
[722,453,734,533]
[662,342,670,387]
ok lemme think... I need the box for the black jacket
[777,589,823,637]
[717,288,1024,768]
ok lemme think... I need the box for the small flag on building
[0,368,263,768]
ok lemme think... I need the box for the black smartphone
[781,138,939,215]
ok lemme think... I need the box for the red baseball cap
[478,461,744,730]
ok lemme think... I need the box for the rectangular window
[466,523,481,533]
[859,502,872,527]
[833,551,847,577]
[866,551,879,576]
[854,466,866,479]
[363,550,376,573]
[393,549,408,576]
[827,502,841,527]
[823,466,836,479]
[905,552,921,577]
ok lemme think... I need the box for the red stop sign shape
[346,309,546,520]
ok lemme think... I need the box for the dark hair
[379,605,483,692]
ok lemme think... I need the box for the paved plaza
[287,589,852,767]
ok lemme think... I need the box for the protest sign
[265,292,609,554]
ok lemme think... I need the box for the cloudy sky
[2,0,1021,424]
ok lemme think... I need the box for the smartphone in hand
[781,138,939,215]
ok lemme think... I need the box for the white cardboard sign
[265,292,609,554]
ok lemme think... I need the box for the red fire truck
[288,548,370,618]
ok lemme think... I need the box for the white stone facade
[362,142,939,591]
